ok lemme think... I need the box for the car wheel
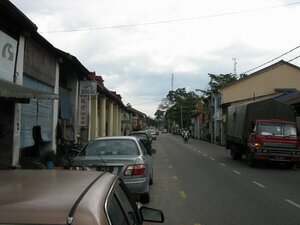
[149,177,153,185]
[140,192,150,203]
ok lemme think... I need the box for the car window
[81,139,139,156]
[107,181,140,225]
[107,194,129,225]
[138,140,148,155]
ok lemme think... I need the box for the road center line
[210,157,215,161]
[252,181,266,188]
[220,163,226,167]
[172,176,178,180]
[203,153,207,156]
[233,170,241,175]
[168,165,173,169]
[285,199,300,208]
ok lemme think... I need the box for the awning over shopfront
[0,78,58,103]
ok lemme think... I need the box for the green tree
[199,73,237,96]
[164,88,199,129]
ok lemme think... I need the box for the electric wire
[40,2,300,33]
[241,45,300,75]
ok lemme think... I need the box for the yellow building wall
[220,63,300,104]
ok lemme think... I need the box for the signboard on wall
[80,81,97,96]
[0,30,18,82]
[79,95,88,127]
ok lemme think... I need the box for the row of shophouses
[0,0,147,168]
[191,60,300,146]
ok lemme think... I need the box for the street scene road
[147,133,300,225]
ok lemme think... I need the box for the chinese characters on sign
[79,81,97,127]
[79,95,88,127]
[80,81,97,95]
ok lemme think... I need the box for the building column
[118,108,122,135]
[99,96,106,137]
[107,101,114,136]
[113,104,119,136]
[52,61,59,152]
[89,94,98,139]
[12,35,25,167]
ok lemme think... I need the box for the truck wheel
[231,144,242,160]
[285,162,294,169]
[248,153,256,168]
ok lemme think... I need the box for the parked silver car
[72,136,155,203]
[0,170,164,225]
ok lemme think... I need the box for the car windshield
[257,122,297,136]
[81,139,139,156]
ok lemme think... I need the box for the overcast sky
[10,0,300,117]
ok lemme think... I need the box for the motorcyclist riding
[182,130,189,143]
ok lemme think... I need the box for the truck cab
[247,119,300,167]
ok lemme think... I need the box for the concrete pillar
[99,96,106,137]
[89,95,98,139]
[118,108,122,135]
[52,62,59,152]
[107,101,114,136]
[113,104,119,136]
[12,35,25,166]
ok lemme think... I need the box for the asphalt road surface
[146,133,300,225]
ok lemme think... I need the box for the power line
[240,45,300,75]
[41,2,300,33]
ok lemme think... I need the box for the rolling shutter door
[20,76,54,148]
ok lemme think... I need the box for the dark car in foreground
[0,170,164,225]
[129,131,152,154]
[72,136,155,203]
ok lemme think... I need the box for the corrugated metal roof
[0,78,58,103]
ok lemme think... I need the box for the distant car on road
[72,136,155,203]
[0,170,164,225]
[129,131,153,154]
[162,129,168,133]
[148,129,157,140]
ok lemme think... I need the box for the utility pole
[210,76,214,143]
[180,105,183,129]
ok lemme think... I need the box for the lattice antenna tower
[232,58,237,77]
[171,73,174,91]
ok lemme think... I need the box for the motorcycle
[183,133,189,143]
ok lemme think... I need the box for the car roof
[0,170,117,225]
[92,136,138,141]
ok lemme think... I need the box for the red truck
[226,99,300,168]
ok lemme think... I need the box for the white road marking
[285,199,300,209]
[203,153,207,156]
[233,170,241,175]
[252,181,266,188]
[210,157,216,161]
[220,163,226,167]
[180,191,187,198]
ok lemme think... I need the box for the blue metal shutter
[59,86,71,120]
[20,76,54,148]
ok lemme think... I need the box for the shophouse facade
[0,0,146,169]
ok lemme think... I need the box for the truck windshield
[257,122,297,136]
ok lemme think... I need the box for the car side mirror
[139,206,164,223]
